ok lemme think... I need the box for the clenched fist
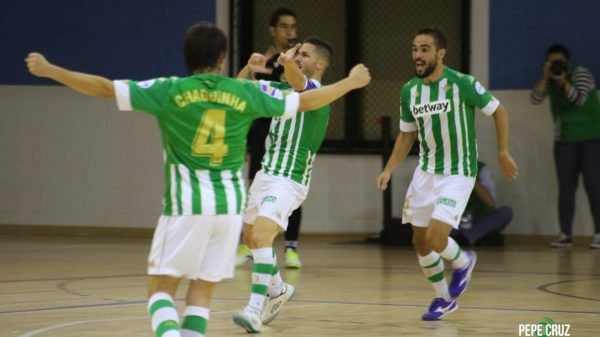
[25,52,53,78]
[348,64,371,89]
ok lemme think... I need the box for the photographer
[530,44,600,249]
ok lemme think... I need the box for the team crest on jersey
[412,99,451,117]
[475,81,486,95]
[259,81,284,99]
[137,79,156,88]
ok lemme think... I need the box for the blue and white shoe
[449,250,477,298]
[422,298,458,321]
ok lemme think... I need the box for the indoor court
[2,235,598,336]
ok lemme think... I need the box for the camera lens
[550,61,567,76]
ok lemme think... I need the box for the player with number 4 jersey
[117,74,298,216]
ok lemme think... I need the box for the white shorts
[243,171,309,230]
[402,168,475,229]
[148,214,242,282]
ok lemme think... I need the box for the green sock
[148,292,180,337]
[181,306,209,337]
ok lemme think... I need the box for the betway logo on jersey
[412,100,451,117]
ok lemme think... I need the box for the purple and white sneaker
[449,250,477,298]
[422,297,458,321]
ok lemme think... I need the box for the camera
[550,60,568,76]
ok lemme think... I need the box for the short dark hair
[269,7,297,27]
[546,44,570,60]
[415,27,447,50]
[302,36,333,62]
[183,22,227,73]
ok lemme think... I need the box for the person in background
[452,161,513,246]
[530,44,600,249]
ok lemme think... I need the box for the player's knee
[428,236,448,252]
[248,231,271,248]
[242,229,253,247]
[148,276,180,297]
[248,222,279,248]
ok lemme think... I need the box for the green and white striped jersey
[261,79,330,186]
[114,74,299,216]
[400,66,499,177]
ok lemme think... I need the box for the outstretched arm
[376,131,417,191]
[298,64,370,112]
[25,53,115,99]
[492,104,518,181]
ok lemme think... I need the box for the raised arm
[25,53,114,99]
[298,63,370,112]
[564,67,596,106]
[530,61,550,105]
[237,53,273,80]
[492,104,518,181]
[277,43,306,91]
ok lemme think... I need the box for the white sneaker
[590,233,600,249]
[232,307,262,333]
[261,283,296,325]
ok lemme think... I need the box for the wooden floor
[1,235,599,336]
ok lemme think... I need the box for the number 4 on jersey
[192,109,229,166]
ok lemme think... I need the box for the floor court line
[3,296,599,316]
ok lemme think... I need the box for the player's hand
[549,71,568,88]
[247,53,272,75]
[498,151,518,182]
[376,170,391,191]
[542,61,551,81]
[25,52,53,78]
[348,64,371,89]
[277,43,301,67]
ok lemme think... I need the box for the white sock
[439,237,469,269]
[148,292,181,337]
[248,247,274,312]
[269,252,284,297]
[418,252,451,301]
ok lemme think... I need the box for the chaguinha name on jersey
[174,89,247,112]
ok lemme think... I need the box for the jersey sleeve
[462,76,500,116]
[303,78,321,91]
[114,78,173,117]
[399,84,417,132]
[243,80,299,120]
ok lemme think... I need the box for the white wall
[0,85,596,235]
[1,1,595,236]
